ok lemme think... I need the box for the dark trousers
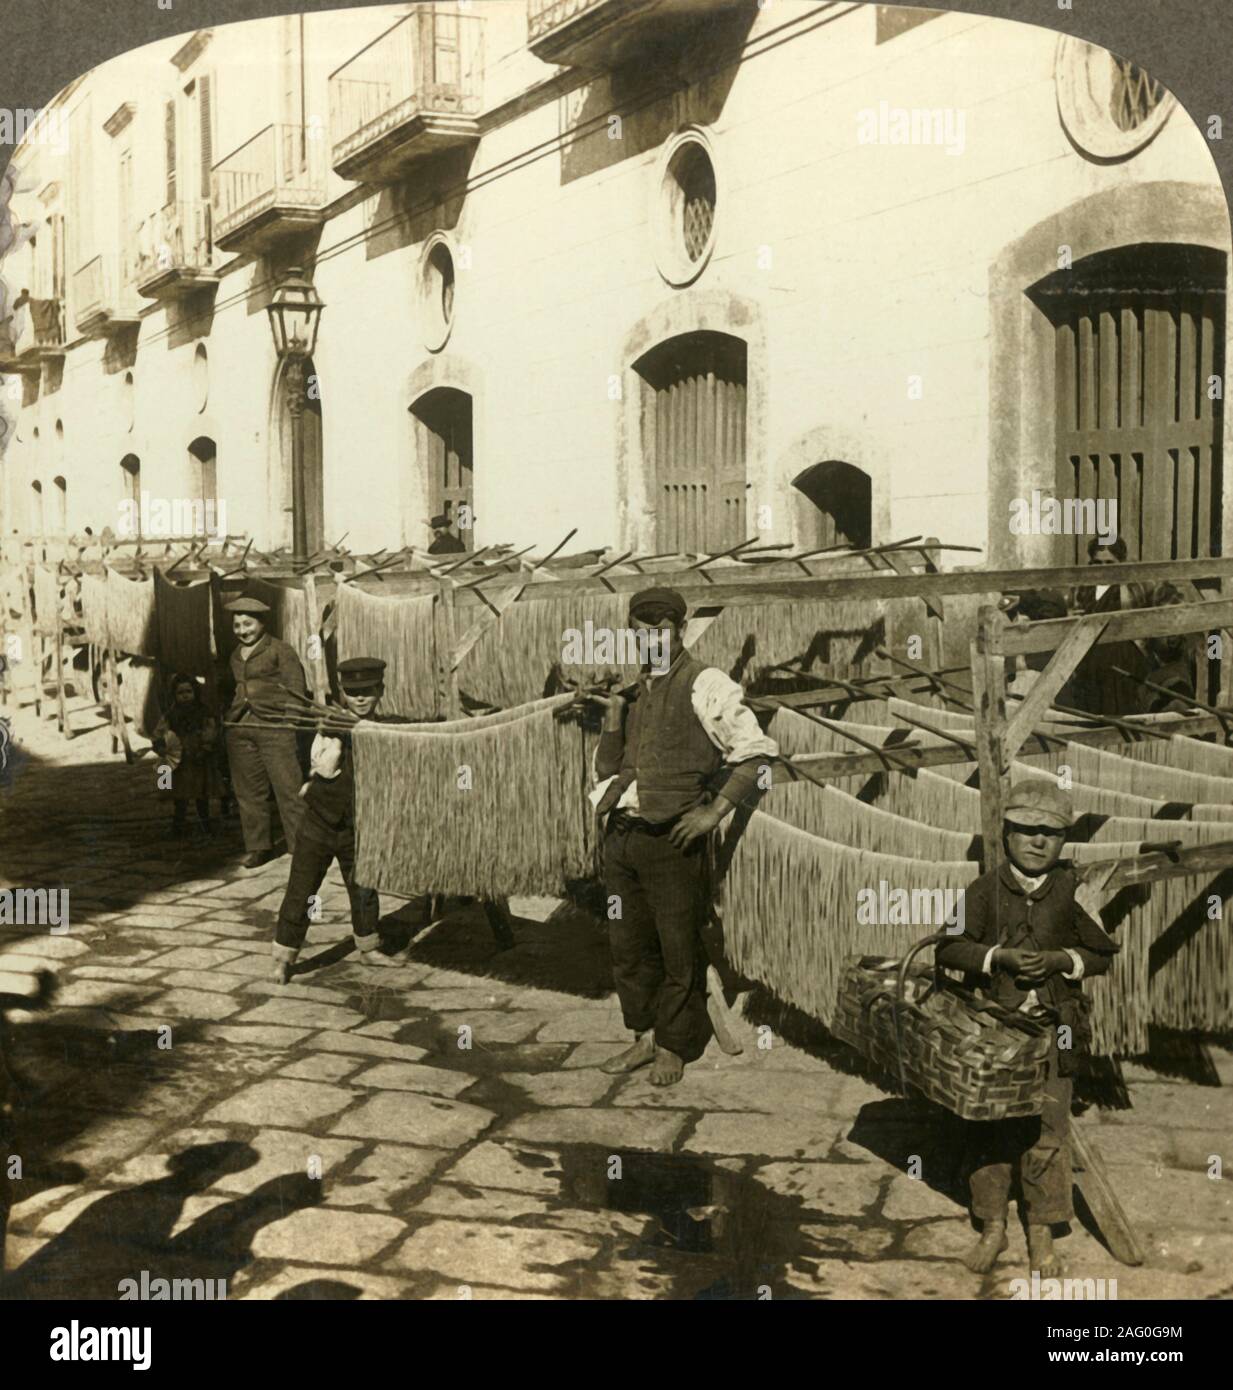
[967,1040,1073,1225]
[226,725,305,854]
[275,823,379,952]
[603,818,712,1064]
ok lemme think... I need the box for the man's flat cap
[224,596,271,615]
[429,514,452,529]
[628,586,687,624]
[338,657,386,691]
[1004,778,1074,830]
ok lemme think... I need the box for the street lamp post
[265,267,324,558]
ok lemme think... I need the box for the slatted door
[638,331,748,554]
[1053,284,1224,563]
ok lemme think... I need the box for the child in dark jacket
[936,778,1119,1278]
[152,674,224,837]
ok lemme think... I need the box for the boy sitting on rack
[935,779,1118,1278]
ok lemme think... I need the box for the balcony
[528,0,745,70]
[329,7,483,184]
[135,200,218,300]
[72,254,142,337]
[211,124,327,254]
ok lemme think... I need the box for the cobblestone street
[3,704,1232,1301]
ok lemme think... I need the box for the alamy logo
[1008,491,1117,547]
[856,881,965,932]
[118,1270,227,1301]
[1011,1271,1118,1300]
[0,107,69,153]
[857,101,966,155]
[0,887,69,932]
[560,623,671,673]
[49,1321,152,1371]
[117,493,228,540]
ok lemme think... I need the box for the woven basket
[832,932,1052,1121]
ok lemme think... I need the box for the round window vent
[654,129,720,288]
[1056,36,1175,161]
[420,233,457,352]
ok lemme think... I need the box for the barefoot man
[935,779,1119,1277]
[588,587,777,1087]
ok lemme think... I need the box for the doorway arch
[409,386,474,551]
[792,460,872,550]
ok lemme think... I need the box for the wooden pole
[971,605,1008,874]
[303,572,329,706]
[54,603,69,739]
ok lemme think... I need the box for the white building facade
[0,0,1227,569]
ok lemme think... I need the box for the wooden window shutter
[164,99,177,205]
[198,73,213,202]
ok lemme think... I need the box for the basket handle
[891,932,954,1098]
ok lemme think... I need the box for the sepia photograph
[0,0,1229,1341]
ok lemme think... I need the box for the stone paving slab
[385,1219,602,1292]
[496,1106,688,1152]
[205,1079,357,1129]
[332,1093,496,1148]
[684,1114,848,1160]
[350,1060,477,1099]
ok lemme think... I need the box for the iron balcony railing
[329,6,483,169]
[135,200,213,284]
[527,0,609,43]
[211,123,326,244]
[14,295,66,357]
[73,253,142,331]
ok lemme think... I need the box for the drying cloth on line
[80,573,110,647]
[761,778,979,861]
[115,656,161,738]
[715,808,978,1030]
[155,571,216,679]
[31,565,61,635]
[105,569,158,658]
[335,583,441,719]
[451,588,641,709]
[352,694,597,899]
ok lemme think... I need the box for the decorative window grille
[1110,57,1166,133]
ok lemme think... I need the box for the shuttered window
[635,331,748,554]
[1030,244,1225,564]
[411,388,474,549]
[69,96,93,269]
[198,72,213,203]
[164,99,177,205]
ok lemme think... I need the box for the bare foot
[1028,1223,1063,1278]
[649,1046,684,1087]
[361,950,404,968]
[962,1222,1009,1274]
[599,1033,655,1075]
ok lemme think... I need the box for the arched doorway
[1027,243,1225,564]
[119,454,141,538]
[632,329,748,553]
[409,386,474,550]
[272,357,324,554]
[792,460,872,549]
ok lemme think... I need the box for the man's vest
[597,653,722,823]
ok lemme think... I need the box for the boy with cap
[271,657,404,982]
[223,595,309,869]
[587,586,777,1086]
[935,778,1119,1278]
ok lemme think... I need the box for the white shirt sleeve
[310,733,344,780]
[981,946,998,977]
[1062,948,1085,981]
[690,667,779,766]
